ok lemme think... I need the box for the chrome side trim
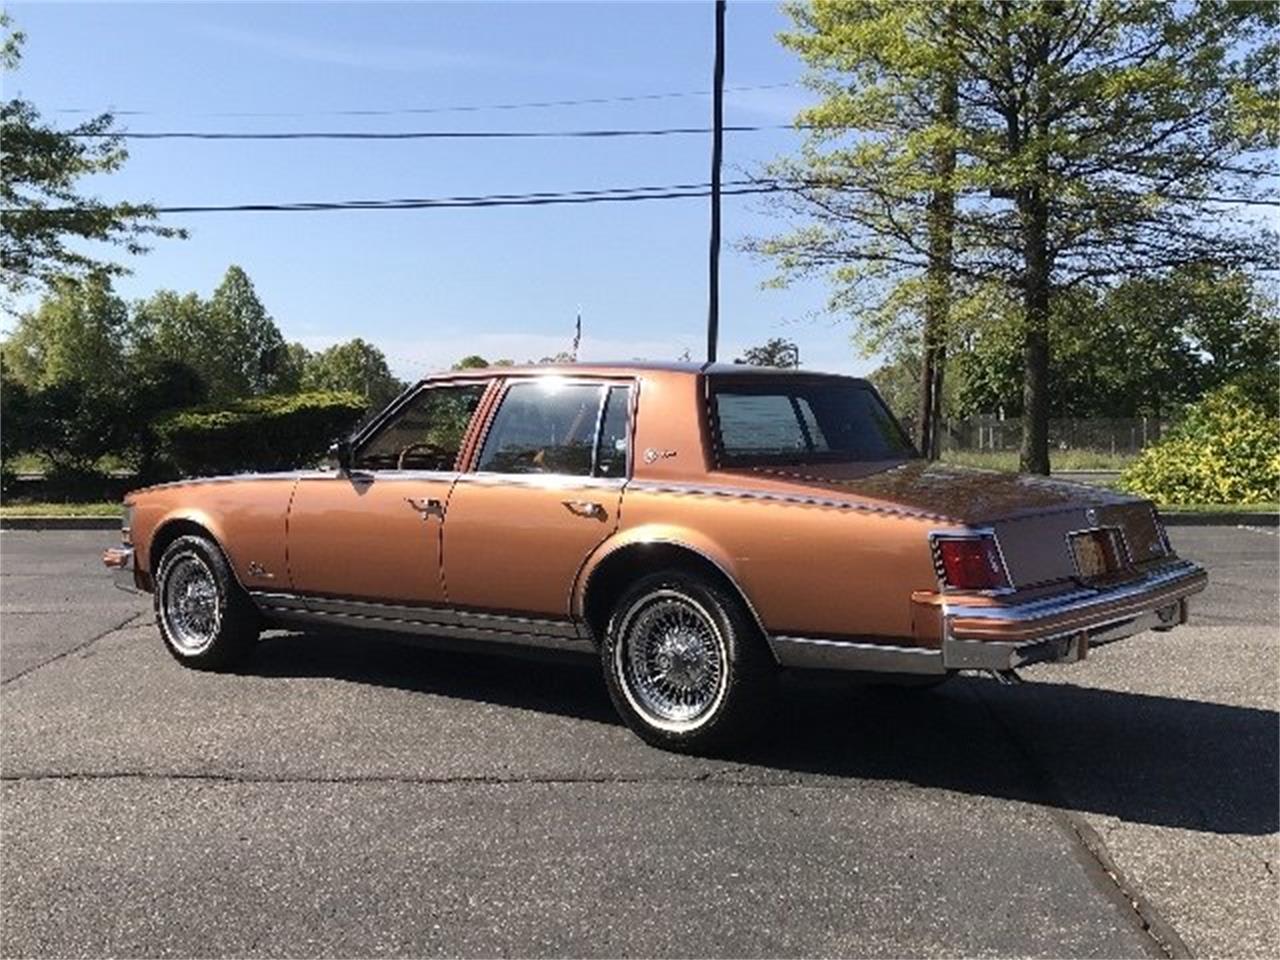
[249,591,582,642]
[769,636,944,675]
[623,479,952,521]
[941,559,1205,623]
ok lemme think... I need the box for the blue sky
[5,0,870,378]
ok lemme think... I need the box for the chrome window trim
[468,375,637,484]
[591,382,634,480]
[351,379,491,473]
[455,473,626,491]
[927,527,1018,596]
[297,469,461,485]
[704,374,918,469]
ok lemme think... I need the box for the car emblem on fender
[644,448,677,464]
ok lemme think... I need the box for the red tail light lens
[936,536,1009,591]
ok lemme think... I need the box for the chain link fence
[940,416,1169,454]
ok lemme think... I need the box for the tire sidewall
[154,535,241,668]
[602,571,769,751]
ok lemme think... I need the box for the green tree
[130,266,288,402]
[0,274,204,476]
[209,266,288,394]
[952,267,1279,420]
[452,354,490,370]
[0,14,182,297]
[735,338,801,368]
[756,0,1277,473]
[268,342,313,394]
[1,272,127,389]
[300,338,404,411]
[869,347,960,438]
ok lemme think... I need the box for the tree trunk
[1019,256,1052,475]
[1017,20,1053,476]
[916,58,957,461]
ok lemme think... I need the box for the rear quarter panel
[605,488,942,644]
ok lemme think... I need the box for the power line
[50,82,797,119]
[143,181,790,213]
[9,180,1273,217]
[71,124,793,141]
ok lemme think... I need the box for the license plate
[1070,529,1126,579]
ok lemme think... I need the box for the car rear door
[441,377,632,622]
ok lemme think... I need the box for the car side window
[355,383,487,471]
[594,385,631,478]
[478,381,603,476]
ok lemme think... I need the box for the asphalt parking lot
[1,526,1275,958]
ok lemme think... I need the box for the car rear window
[710,379,915,465]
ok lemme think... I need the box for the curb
[0,516,122,531]
[1161,512,1278,527]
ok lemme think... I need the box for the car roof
[422,361,866,384]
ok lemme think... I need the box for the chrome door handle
[562,499,606,520]
[405,496,444,519]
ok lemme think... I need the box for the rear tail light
[934,534,1010,591]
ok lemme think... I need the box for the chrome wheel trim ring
[614,588,729,734]
[159,551,222,655]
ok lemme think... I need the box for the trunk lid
[717,460,1170,589]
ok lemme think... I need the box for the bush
[154,391,366,477]
[1119,384,1280,505]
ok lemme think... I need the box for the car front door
[286,381,490,607]
[442,378,632,623]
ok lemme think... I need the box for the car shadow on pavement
[249,629,1277,838]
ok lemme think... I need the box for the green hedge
[154,391,366,477]
[1119,384,1280,505]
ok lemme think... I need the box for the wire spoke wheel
[616,589,728,732]
[161,553,222,655]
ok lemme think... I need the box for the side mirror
[326,439,353,473]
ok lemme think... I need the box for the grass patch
[0,501,123,518]
[941,449,1136,472]
[1157,502,1279,515]
[5,453,135,476]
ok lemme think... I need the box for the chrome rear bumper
[769,559,1207,676]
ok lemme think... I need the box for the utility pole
[706,0,726,364]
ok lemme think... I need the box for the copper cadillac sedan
[104,363,1206,750]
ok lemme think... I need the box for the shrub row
[1119,384,1279,505]
[152,391,366,477]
